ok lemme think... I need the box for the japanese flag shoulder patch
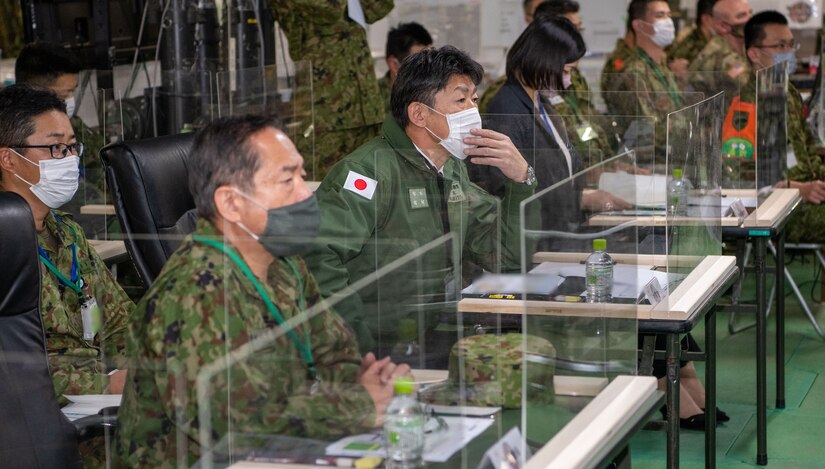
[343,170,378,200]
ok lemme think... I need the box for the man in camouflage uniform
[668,0,715,63]
[0,86,132,402]
[378,22,433,111]
[688,0,752,104]
[116,115,408,467]
[270,0,394,181]
[605,0,684,163]
[15,43,110,238]
[742,11,825,242]
[0,0,23,59]
[601,32,638,115]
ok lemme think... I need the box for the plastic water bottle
[668,169,688,216]
[586,239,613,303]
[384,377,425,468]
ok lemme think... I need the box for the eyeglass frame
[9,142,85,160]
[754,41,801,52]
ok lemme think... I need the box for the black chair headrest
[0,192,38,317]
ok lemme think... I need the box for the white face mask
[562,71,573,90]
[12,149,80,208]
[65,97,76,118]
[424,105,483,160]
[646,18,676,48]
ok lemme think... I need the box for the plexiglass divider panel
[755,61,789,207]
[518,151,642,461]
[662,93,725,310]
[214,62,316,181]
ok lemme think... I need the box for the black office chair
[0,192,83,468]
[101,133,196,286]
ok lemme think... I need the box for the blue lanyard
[38,213,83,300]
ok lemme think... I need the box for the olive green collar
[381,115,459,178]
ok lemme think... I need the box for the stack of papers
[325,415,495,463]
[461,273,564,298]
[530,262,684,300]
[61,394,122,421]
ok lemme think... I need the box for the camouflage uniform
[688,35,750,106]
[0,0,23,59]
[116,218,375,468]
[270,0,393,181]
[668,25,709,63]
[556,68,614,167]
[739,76,825,241]
[604,48,683,163]
[600,39,639,118]
[377,70,392,113]
[479,75,507,115]
[37,211,131,402]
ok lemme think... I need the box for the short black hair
[386,22,433,63]
[188,115,283,220]
[627,0,664,32]
[0,85,67,148]
[391,45,484,129]
[744,10,788,51]
[506,15,585,91]
[696,0,717,26]
[534,0,580,18]
[14,42,83,87]
[0,85,67,181]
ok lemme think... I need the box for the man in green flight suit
[605,0,684,164]
[269,0,394,181]
[305,46,536,361]
[741,11,825,242]
[0,85,132,402]
[116,115,409,467]
[689,0,752,104]
[668,0,716,63]
[377,22,433,112]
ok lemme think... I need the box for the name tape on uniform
[343,170,377,200]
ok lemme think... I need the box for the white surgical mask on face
[12,149,80,208]
[562,71,573,90]
[64,96,76,118]
[647,18,676,48]
[424,105,483,160]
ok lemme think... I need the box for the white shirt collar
[413,143,444,176]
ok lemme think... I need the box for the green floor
[629,251,825,468]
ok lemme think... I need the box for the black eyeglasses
[10,142,85,159]
[755,41,800,52]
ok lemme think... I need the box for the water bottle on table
[586,238,613,303]
[384,376,424,468]
[668,168,688,216]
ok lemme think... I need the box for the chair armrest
[73,406,118,441]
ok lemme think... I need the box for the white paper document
[530,262,684,300]
[461,273,564,297]
[598,172,668,208]
[326,416,494,463]
[61,394,122,421]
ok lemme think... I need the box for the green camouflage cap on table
[421,333,556,408]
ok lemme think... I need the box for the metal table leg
[755,236,768,465]
[775,231,786,409]
[666,333,681,469]
[705,307,717,468]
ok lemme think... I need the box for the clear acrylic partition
[214,62,316,180]
[192,234,477,468]
[570,87,705,173]
[754,62,789,203]
[518,151,643,457]
[661,93,725,298]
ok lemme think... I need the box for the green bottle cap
[593,239,607,251]
[672,168,684,178]
[394,376,415,395]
